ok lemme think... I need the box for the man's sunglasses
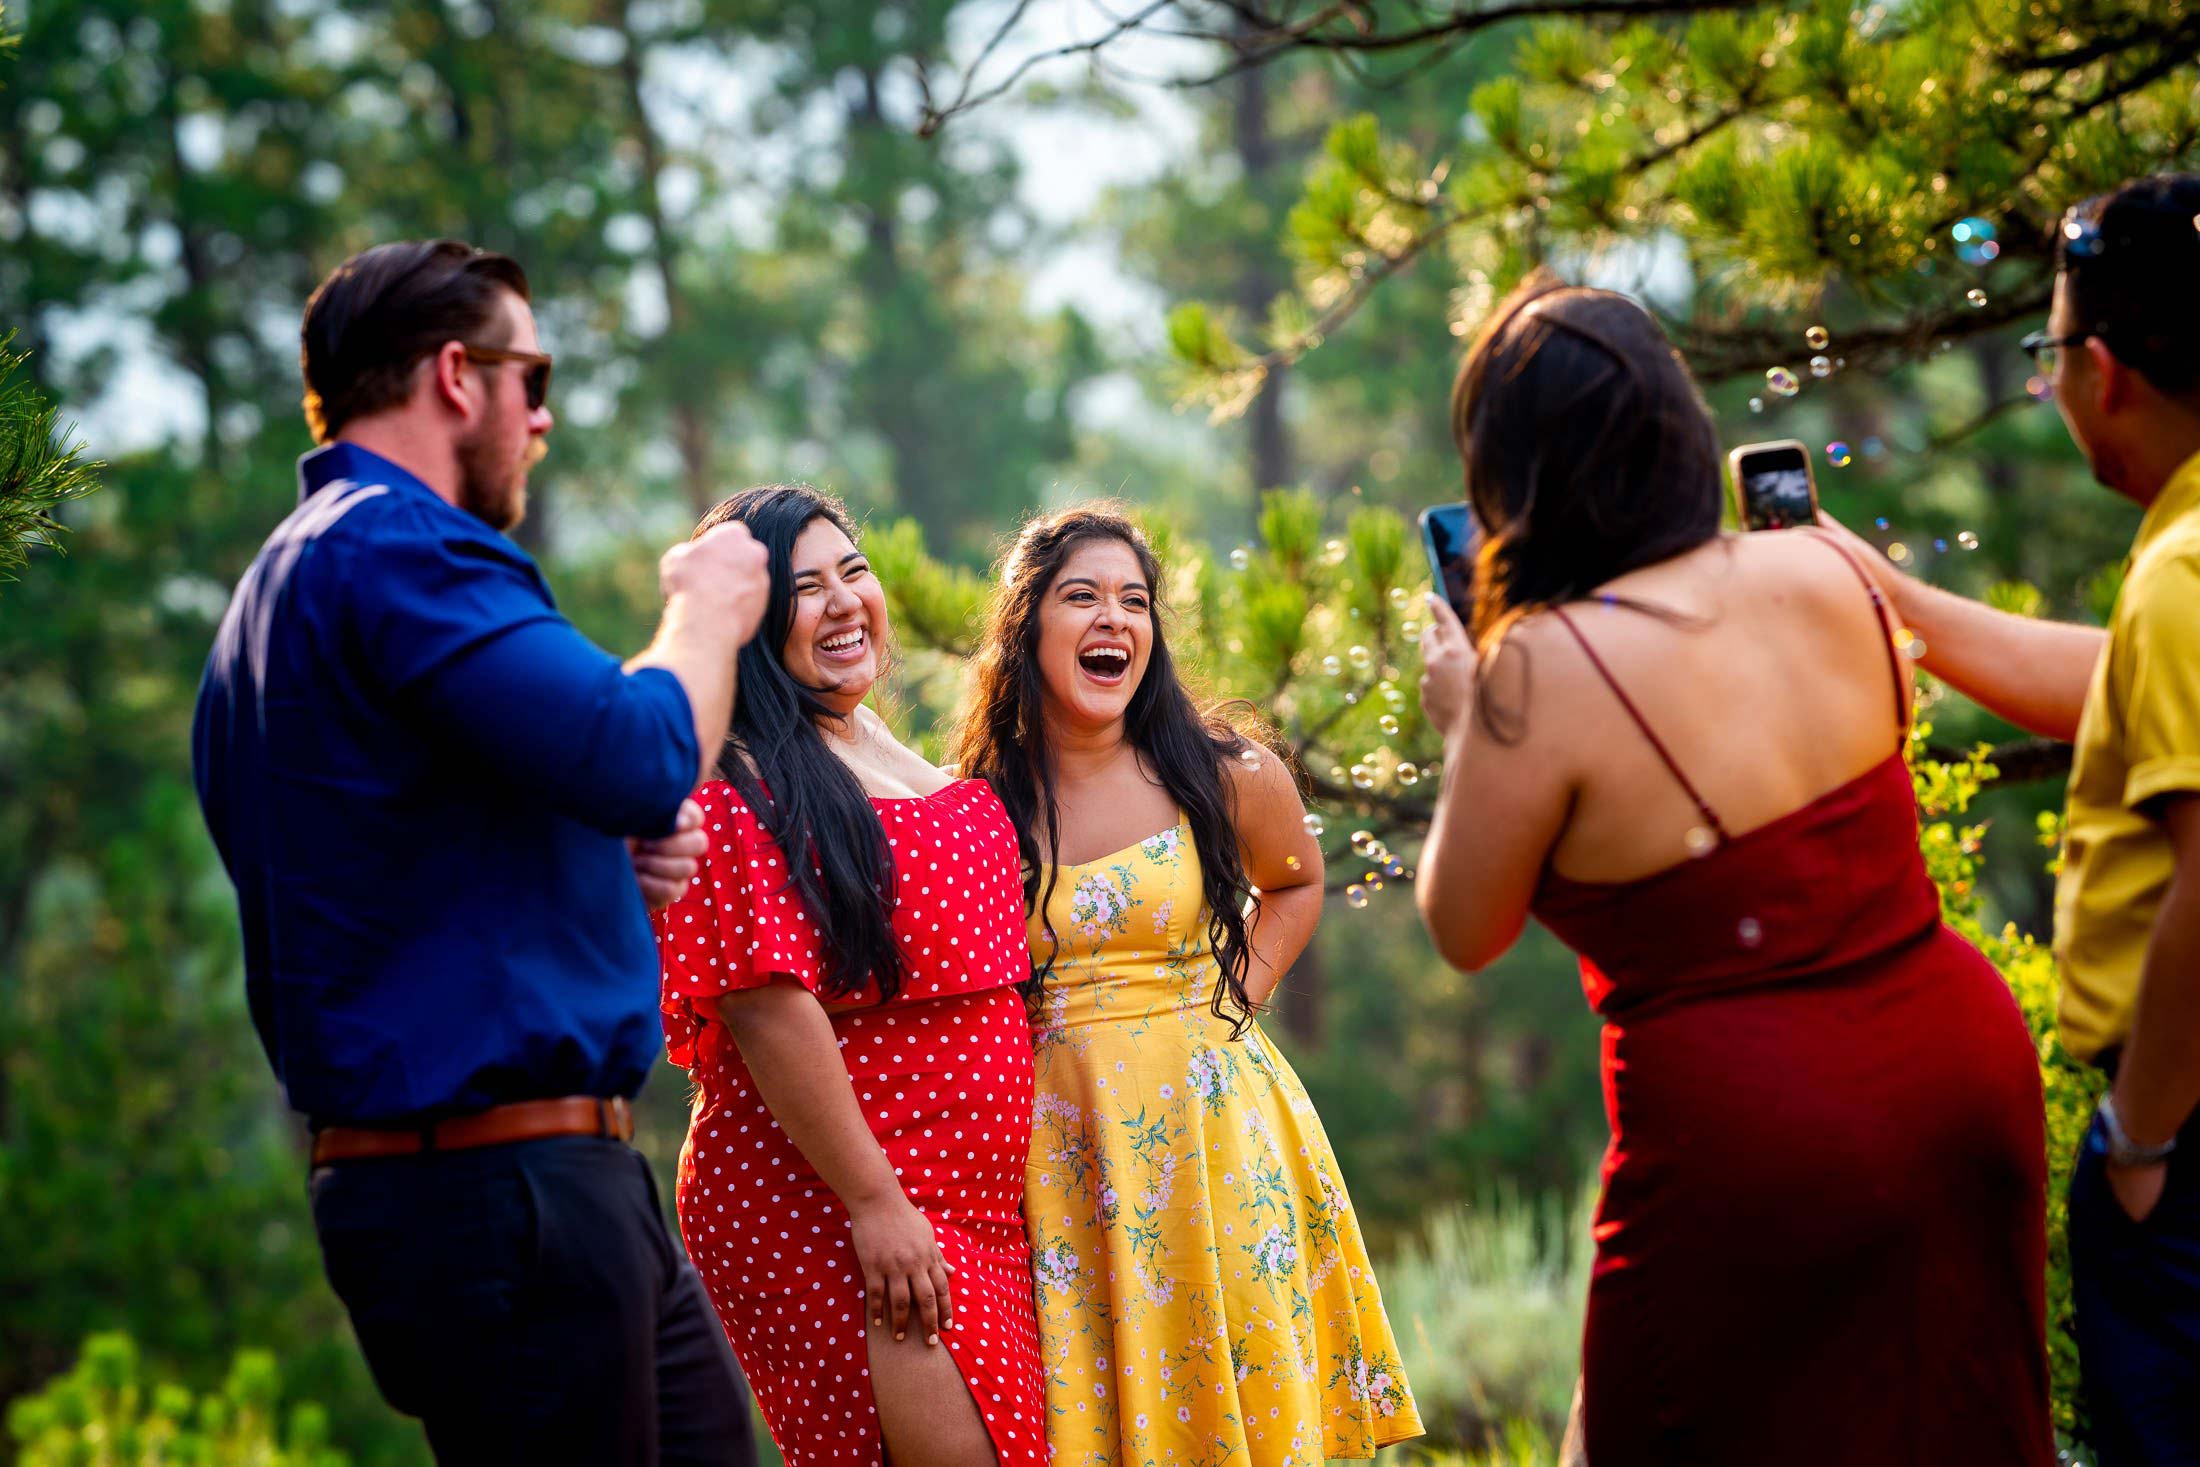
[2018,331,2092,376]
[463,344,554,410]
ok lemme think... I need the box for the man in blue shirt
[194,239,769,1464]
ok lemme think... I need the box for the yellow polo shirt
[2056,449,2200,1062]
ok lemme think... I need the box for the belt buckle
[599,1096,631,1140]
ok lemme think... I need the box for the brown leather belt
[311,1096,634,1166]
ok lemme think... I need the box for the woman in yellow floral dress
[953,505,1422,1467]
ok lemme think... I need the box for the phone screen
[1734,444,1817,531]
[1418,503,1480,619]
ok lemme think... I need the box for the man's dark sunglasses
[2018,331,2091,375]
[463,344,554,410]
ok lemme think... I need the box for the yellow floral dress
[1025,819,1422,1466]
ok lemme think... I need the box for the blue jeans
[311,1134,754,1466]
[2071,1107,2200,1466]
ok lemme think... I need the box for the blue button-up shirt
[193,442,699,1127]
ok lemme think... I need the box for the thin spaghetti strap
[1549,607,1730,842]
[1799,529,1912,734]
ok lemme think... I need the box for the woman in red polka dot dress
[653,485,1044,1467]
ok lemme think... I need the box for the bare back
[1511,529,1909,884]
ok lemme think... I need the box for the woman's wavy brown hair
[1450,270,1726,738]
[948,504,1267,1036]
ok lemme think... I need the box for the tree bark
[1231,35,1293,503]
[1230,31,1319,1047]
[605,0,716,517]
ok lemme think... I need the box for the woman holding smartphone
[1414,275,2052,1462]
[653,486,1044,1467]
[952,504,1421,1467]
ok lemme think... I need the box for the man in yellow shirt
[1835,173,2200,1465]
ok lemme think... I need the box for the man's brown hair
[299,239,530,443]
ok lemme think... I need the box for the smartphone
[1417,503,1481,620]
[1728,439,1818,531]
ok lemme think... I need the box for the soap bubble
[1347,645,1372,671]
[1229,546,1251,571]
[1967,288,1989,308]
[1378,714,1401,737]
[1957,531,1980,550]
[1888,543,1912,564]
[1238,747,1262,769]
[1933,537,1948,553]
[1397,762,1421,786]
[1321,655,1342,677]
[1873,517,1890,530]
[2028,375,2054,402]
[1350,764,1375,790]
[1749,397,1765,414]
[1685,826,1717,857]
[1809,355,1834,378]
[1350,830,1375,853]
[1765,367,1801,397]
[1345,885,1369,910]
[1826,442,1853,467]
[1804,325,1830,351]
[1303,813,1326,837]
[1387,586,1411,610]
[1953,218,2000,265]
[1323,538,1347,565]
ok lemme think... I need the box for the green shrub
[6,1332,347,1467]
[1911,726,2101,1440]
[1374,1185,1593,1449]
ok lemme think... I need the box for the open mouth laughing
[818,625,869,665]
[1077,642,1131,686]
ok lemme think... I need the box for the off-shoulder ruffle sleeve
[654,777,828,1070]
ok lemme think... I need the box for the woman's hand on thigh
[851,1193,954,1344]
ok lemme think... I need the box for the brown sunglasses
[462,344,554,410]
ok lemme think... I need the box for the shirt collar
[296,441,437,505]
[2133,448,2200,557]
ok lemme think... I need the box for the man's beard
[456,423,536,532]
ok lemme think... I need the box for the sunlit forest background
[4,0,2196,1461]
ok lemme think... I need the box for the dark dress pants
[311,1134,756,1466]
[2071,1105,2200,1466]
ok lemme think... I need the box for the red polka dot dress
[654,777,1046,1467]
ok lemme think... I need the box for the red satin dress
[655,777,1045,1467]
[1529,539,2053,1464]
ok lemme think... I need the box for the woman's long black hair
[949,504,1265,1036]
[693,485,903,1002]
[1450,270,1727,740]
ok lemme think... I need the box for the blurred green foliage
[7,1333,346,1467]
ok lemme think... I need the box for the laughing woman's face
[1034,537,1153,733]
[780,515,888,718]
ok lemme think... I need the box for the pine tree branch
[915,0,1175,137]
[0,335,101,584]
[918,0,1774,129]
[2001,10,2200,78]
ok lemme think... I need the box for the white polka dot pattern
[653,778,1046,1466]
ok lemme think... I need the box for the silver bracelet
[2099,1093,2179,1167]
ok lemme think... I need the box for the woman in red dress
[1413,277,2052,1462]
[653,485,1043,1467]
